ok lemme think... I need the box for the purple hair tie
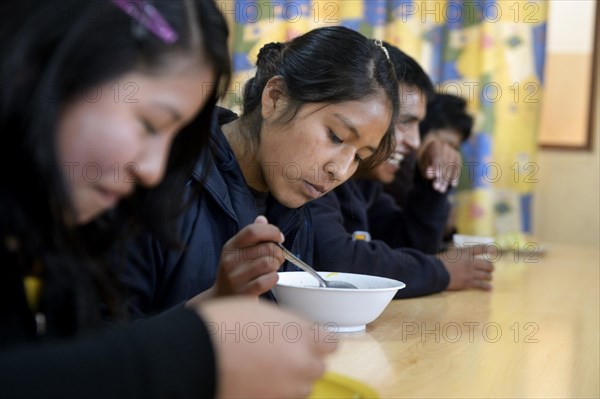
[112,0,178,44]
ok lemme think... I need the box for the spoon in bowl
[276,243,358,289]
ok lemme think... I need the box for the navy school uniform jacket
[309,176,451,298]
[122,108,310,317]
[0,244,216,398]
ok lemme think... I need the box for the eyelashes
[328,129,343,144]
[329,129,363,163]
[141,118,158,135]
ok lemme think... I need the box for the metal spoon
[276,243,358,289]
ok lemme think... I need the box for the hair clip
[112,0,178,44]
[374,39,390,61]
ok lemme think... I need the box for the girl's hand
[213,216,285,297]
[195,298,338,398]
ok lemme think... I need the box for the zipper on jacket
[203,182,240,231]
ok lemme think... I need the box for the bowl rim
[274,271,406,292]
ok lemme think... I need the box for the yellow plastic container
[310,372,379,398]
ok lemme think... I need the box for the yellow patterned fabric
[225,0,547,237]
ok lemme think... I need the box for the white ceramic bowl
[452,234,495,247]
[272,272,405,333]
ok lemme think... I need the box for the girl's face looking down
[247,78,392,209]
[57,60,214,224]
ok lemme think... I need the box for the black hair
[419,93,474,142]
[383,42,435,101]
[240,27,399,171]
[0,0,230,332]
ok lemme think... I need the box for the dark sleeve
[119,233,165,319]
[361,173,450,254]
[119,186,204,319]
[0,305,216,399]
[310,192,449,298]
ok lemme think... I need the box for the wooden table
[326,245,600,398]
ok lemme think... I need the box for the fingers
[315,339,338,355]
[473,280,493,290]
[217,217,286,296]
[424,165,436,179]
[446,159,461,188]
[225,243,285,274]
[432,177,449,193]
[227,264,279,292]
[254,215,268,224]
[286,357,326,399]
[474,259,495,273]
[304,356,327,380]
[238,270,280,295]
[419,139,462,192]
[424,164,451,193]
[220,242,285,271]
[229,219,284,250]
[200,298,338,399]
[220,242,284,295]
[309,329,339,356]
[468,262,494,290]
[474,270,493,282]
[443,247,496,291]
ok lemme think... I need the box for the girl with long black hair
[0,1,335,397]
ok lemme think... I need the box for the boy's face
[369,85,427,184]
[395,85,427,156]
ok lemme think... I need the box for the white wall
[533,84,599,247]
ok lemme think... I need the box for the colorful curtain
[224,0,548,239]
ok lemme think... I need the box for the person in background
[391,93,473,243]
[420,94,473,149]
[309,44,494,298]
[418,94,473,243]
[0,1,335,398]
[384,93,473,244]
[121,26,400,316]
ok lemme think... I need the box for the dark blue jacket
[309,175,450,298]
[122,108,310,317]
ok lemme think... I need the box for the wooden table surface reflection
[326,245,599,398]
